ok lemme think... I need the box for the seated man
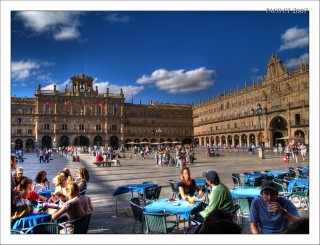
[249,180,301,234]
[193,170,233,223]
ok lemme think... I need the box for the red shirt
[26,191,40,201]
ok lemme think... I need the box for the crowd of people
[10,142,309,235]
[10,154,92,233]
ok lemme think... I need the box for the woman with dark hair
[24,178,47,204]
[177,167,203,200]
[34,170,50,188]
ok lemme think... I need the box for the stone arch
[73,136,89,147]
[59,136,69,147]
[15,139,23,150]
[215,136,220,145]
[249,133,256,145]
[110,135,119,150]
[221,135,226,145]
[25,138,34,150]
[234,134,240,146]
[227,135,232,146]
[42,135,52,149]
[241,134,247,146]
[94,135,104,146]
[210,136,215,146]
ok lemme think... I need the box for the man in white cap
[13,166,27,187]
[193,170,233,223]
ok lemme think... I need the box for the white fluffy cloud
[285,53,309,69]
[54,26,80,40]
[16,11,82,40]
[11,60,40,80]
[11,60,55,85]
[279,26,309,51]
[136,67,215,94]
[104,13,132,23]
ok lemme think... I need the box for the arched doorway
[210,136,214,146]
[94,136,104,146]
[249,134,256,145]
[215,136,220,146]
[110,135,119,150]
[182,138,192,145]
[221,135,226,145]
[73,136,89,146]
[59,136,69,147]
[270,116,288,146]
[194,138,199,146]
[241,134,247,146]
[25,138,34,150]
[15,139,23,150]
[42,135,52,149]
[227,135,232,146]
[234,135,239,146]
[273,132,284,147]
[294,130,305,138]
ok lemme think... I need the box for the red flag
[43,100,51,106]
[98,102,104,108]
[64,99,71,106]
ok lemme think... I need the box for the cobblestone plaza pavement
[13,148,310,235]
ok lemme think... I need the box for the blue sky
[11,11,309,104]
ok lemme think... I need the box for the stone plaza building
[11,54,309,150]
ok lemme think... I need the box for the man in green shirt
[194,170,234,223]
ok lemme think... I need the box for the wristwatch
[281,209,288,215]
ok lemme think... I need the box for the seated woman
[178,167,203,200]
[51,181,93,232]
[48,173,68,206]
[34,170,50,189]
[75,168,89,194]
[11,179,33,221]
[24,178,47,204]
[59,168,74,182]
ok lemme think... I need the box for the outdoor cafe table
[12,212,52,230]
[143,198,203,229]
[287,178,309,192]
[231,188,261,199]
[266,170,289,178]
[302,167,309,174]
[112,183,158,216]
[243,173,267,186]
[37,188,54,200]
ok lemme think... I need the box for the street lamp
[156,128,162,143]
[256,103,265,159]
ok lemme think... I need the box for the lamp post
[256,103,265,159]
